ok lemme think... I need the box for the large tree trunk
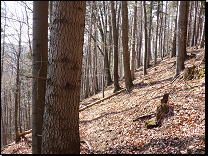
[41,1,86,154]
[111,1,121,93]
[32,1,48,154]
[175,1,188,78]
[122,1,133,90]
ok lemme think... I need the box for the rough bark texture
[122,1,133,90]
[41,1,86,154]
[32,2,48,154]
[175,1,187,77]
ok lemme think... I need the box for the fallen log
[79,88,126,112]
[15,129,32,142]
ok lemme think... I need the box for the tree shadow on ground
[79,103,140,124]
[80,76,174,124]
[85,135,205,154]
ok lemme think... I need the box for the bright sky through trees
[2,1,33,45]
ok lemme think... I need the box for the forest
[1,1,205,154]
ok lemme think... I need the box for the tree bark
[111,1,121,93]
[147,1,153,69]
[41,1,86,154]
[171,2,178,58]
[163,2,167,57]
[187,1,193,47]
[200,21,205,48]
[85,1,93,98]
[104,3,112,86]
[175,1,188,78]
[15,21,23,143]
[122,1,133,90]
[143,1,147,76]
[191,1,197,47]
[32,1,48,154]
[195,1,201,46]
[131,1,137,80]
[159,1,163,60]
[184,1,189,61]
[154,1,159,66]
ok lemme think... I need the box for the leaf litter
[79,47,205,154]
[1,47,205,154]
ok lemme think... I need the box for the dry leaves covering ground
[79,47,205,154]
[1,47,205,154]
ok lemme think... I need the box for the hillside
[79,47,205,154]
[1,47,205,154]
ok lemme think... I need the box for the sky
[1,1,33,46]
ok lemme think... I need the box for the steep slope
[1,47,205,154]
[79,47,205,154]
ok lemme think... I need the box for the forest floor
[1,47,205,154]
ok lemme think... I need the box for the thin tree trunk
[184,1,189,61]
[143,1,147,76]
[163,2,167,57]
[15,22,22,142]
[131,1,137,79]
[104,4,112,87]
[191,1,197,47]
[171,2,178,58]
[154,1,159,66]
[93,1,98,94]
[85,1,93,98]
[200,21,205,48]
[187,1,193,47]
[138,1,143,68]
[32,1,48,154]
[195,1,202,47]
[159,1,163,60]
[147,1,152,69]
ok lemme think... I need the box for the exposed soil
[1,47,205,154]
